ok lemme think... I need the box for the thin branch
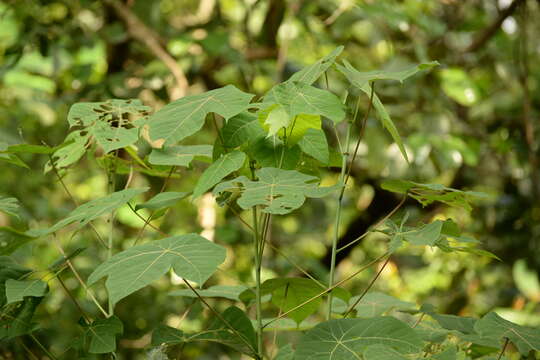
[104,0,189,99]
[464,0,525,52]
[56,275,91,324]
[337,194,407,253]
[128,203,169,237]
[496,337,510,360]
[343,257,391,317]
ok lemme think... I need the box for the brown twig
[496,337,510,360]
[464,0,525,52]
[105,0,189,99]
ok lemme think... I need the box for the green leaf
[0,257,30,307]
[80,316,123,354]
[336,61,411,162]
[2,296,42,339]
[298,128,329,164]
[513,259,540,301]
[351,292,416,317]
[288,114,321,145]
[381,180,488,211]
[68,99,151,153]
[192,150,246,199]
[0,197,20,219]
[214,167,338,214]
[0,227,37,255]
[288,46,344,85]
[147,85,254,147]
[338,60,439,88]
[403,220,445,246]
[189,306,257,357]
[248,137,301,170]
[363,344,409,360]
[148,145,212,167]
[2,143,68,155]
[264,105,291,137]
[222,111,265,148]
[169,284,248,301]
[88,234,226,306]
[37,187,148,235]
[5,279,48,304]
[135,192,190,211]
[474,311,540,355]
[275,343,295,360]
[262,278,323,325]
[46,131,89,171]
[294,317,423,359]
[151,325,184,346]
[439,68,479,106]
[429,313,477,334]
[265,82,345,124]
[431,346,457,360]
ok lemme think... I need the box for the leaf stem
[252,205,264,358]
[343,256,391,317]
[496,337,509,360]
[29,334,58,360]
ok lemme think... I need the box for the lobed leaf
[192,150,246,199]
[88,234,226,306]
[221,111,265,148]
[147,85,254,147]
[298,128,330,164]
[78,316,123,354]
[5,279,48,304]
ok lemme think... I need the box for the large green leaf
[0,227,37,255]
[169,284,248,301]
[36,187,148,235]
[135,191,190,211]
[381,180,488,211]
[248,137,301,170]
[213,167,338,214]
[188,306,257,357]
[68,99,151,153]
[294,316,422,359]
[148,145,212,166]
[474,311,540,355]
[192,150,246,199]
[79,316,123,354]
[0,257,30,307]
[298,128,329,164]
[147,85,254,147]
[46,130,89,171]
[151,325,184,346]
[221,111,265,148]
[351,292,416,317]
[363,344,409,360]
[0,197,20,219]
[288,46,344,85]
[5,279,48,304]
[88,234,226,306]
[265,82,345,125]
[0,296,42,339]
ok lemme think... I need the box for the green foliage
[76,316,123,354]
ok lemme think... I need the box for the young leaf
[88,234,226,306]
[265,82,345,124]
[5,279,48,304]
[264,105,291,137]
[351,292,416,317]
[36,187,148,235]
[213,167,339,214]
[68,99,151,153]
[79,316,123,354]
[381,180,488,211]
[0,197,21,219]
[288,46,344,85]
[474,311,540,355]
[135,192,190,211]
[148,145,213,167]
[151,325,184,346]
[192,150,246,199]
[221,111,265,148]
[287,114,321,145]
[294,317,423,359]
[147,85,254,147]
[0,227,37,255]
[169,284,248,301]
[298,128,330,164]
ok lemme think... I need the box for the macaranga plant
[1,47,539,359]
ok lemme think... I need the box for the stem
[107,152,118,316]
[496,337,509,360]
[343,257,391,317]
[29,334,58,360]
[252,206,264,359]
[326,108,353,319]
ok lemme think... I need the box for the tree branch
[464,0,525,53]
[105,0,189,99]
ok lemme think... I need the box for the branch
[464,0,525,52]
[105,0,189,99]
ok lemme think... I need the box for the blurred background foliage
[1,0,539,359]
